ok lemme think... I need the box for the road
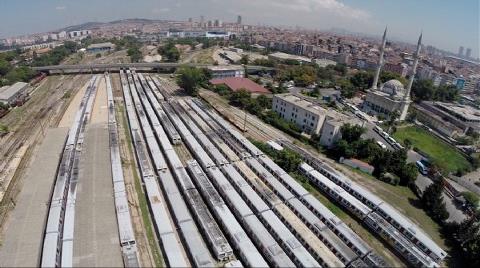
[406,150,467,223]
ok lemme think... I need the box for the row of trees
[327,124,418,186]
[412,79,459,102]
[1,48,37,86]
[421,179,480,266]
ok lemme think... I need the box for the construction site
[0,66,447,267]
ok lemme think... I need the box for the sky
[0,0,478,58]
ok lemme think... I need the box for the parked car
[416,160,430,176]
[376,141,387,149]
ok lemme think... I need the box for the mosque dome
[381,79,405,98]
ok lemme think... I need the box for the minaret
[400,32,422,120]
[372,27,387,90]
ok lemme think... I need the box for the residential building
[272,94,326,135]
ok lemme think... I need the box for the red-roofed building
[210,77,270,94]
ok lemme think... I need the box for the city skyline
[0,0,478,58]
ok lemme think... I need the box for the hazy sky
[0,0,478,57]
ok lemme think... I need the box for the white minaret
[400,32,422,120]
[372,27,387,90]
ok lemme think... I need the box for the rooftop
[208,65,244,71]
[210,77,269,94]
[0,82,28,101]
[275,93,326,116]
[434,102,480,121]
[87,42,115,49]
[269,52,312,63]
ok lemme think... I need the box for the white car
[381,131,389,138]
[374,126,382,133]
[387,137,396,145]
[376,141,387,149]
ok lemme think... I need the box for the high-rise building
[188,17,193,23]
[466,48,472,59]
[458,46,464,57]
[237,15,242,25]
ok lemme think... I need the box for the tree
[404,138,413,149]
[229,89,252,108]
[255,94,271,110]
[176,66,207,96]
[350,71,373,89]
[239,55,249,65]
[127,47,142,62]
[340,123,366,143]
[165,47,180,62]
[95,53,101,58]
[398,162,418,186]
[454,212,480,266]
[421,179,449,223]
[0,59,10,76]
[386,110,399,133]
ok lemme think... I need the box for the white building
[208,66,245,79]
[0,82,29,105]
[272,94,327,135]
[268,52,312,64]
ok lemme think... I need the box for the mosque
[362,28,422,121]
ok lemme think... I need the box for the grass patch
[393,126,471,173]
[118,105,164,267]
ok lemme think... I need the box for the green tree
[412,79,436,101]
[176,66,208,96]
[255,94,271,110]
[0,59,10,76]
[340,123,366,143]
[398,162,418,186]
[127,47,142,62]
[239,55,249,65]
[421,179,449,223]
[455,212,480,266]
[95,53,101,58]
[350,71,373,89]
[229,89,252,108]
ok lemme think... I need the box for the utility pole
[243,109,247,132]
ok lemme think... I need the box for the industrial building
[210,77,269,94]
[86,42,116,53]
[0,82,29,105]
[413,101,480,135]
[268,52,312,64]
[207,65,245,79]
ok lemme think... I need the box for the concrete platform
[0,127,69,267]
[72,123,123,267]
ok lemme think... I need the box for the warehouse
[210,77,269,94]
[0,82,29,105]
[86,42,116,53]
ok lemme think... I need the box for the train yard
[0,68,447,267]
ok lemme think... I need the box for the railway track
[41,75,99,267]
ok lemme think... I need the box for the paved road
[406,150,467,223]
[0,127,69,267]
[72,123,123,267]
